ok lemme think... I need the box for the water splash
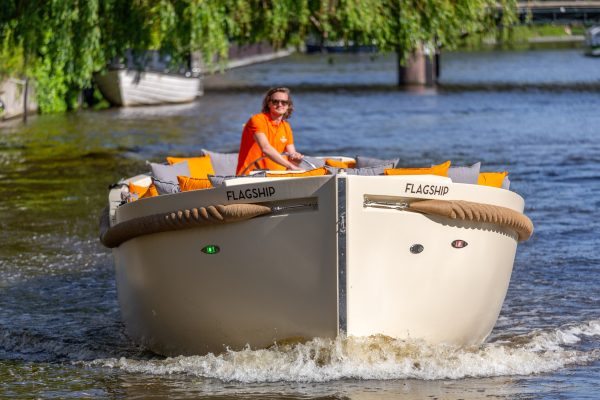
[87,319,600,383]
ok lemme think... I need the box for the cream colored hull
[95,69,202,106]
[344,176,520,345]
[108,175,527,355]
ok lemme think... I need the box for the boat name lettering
[404,183,449,196]
[226,186,276,201]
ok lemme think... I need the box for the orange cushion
[167,156,215,179]
[145,184,159,198]
[384,160,451,176]
[478,171,508,188]
[128,182,158,202]
[177,175,213,191]
[325,159,357,168]
[266,167,329,177]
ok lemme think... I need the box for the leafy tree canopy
[0,0,515,113]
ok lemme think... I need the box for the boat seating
[122,156,511,204]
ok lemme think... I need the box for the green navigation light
[201,245,220,255]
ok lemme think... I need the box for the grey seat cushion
[208,171,267,187]
[201,149,238,176]
[356,156,400,168]
[149,160,190,194]
[447,162,481,184]
[326,162,395,176]
[302,156,326,169]
[152,178,181,194]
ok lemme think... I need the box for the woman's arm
[254,132,302,170]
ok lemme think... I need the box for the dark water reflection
[1,49,600,398]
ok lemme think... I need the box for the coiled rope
[407,199,533,241]
[99,203,272,248]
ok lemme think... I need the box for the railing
[513,1,600,23]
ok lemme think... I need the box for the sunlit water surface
[1,49,599,399]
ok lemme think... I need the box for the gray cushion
[326,162,395,176]
[201,149,238,176]
[447,162,481,184]
[150,160,190,182]
[302,156,326,169]
[208,171,267,187]
[150,160,190,195]
[356,156,400,169]
[152,178,181,195]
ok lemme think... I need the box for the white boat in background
[94,50,203,107]
[94,70,202,107]
[0,78,37,120]
[585,26,600,57]
[100,165,533,356]
[95,43,294,107]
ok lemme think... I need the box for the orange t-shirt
[236,113,294,175]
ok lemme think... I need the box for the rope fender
[99,203,272,248]
[100,198,534,248]
[408,199,534,242]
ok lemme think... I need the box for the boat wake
[86,319,600,382]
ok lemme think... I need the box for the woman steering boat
[236,87,304,175]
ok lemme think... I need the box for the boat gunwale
[111,173,526,226]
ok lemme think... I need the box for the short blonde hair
[261,87,294,119]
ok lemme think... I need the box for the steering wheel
[238,152,317,176]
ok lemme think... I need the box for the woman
[236,87,304,175]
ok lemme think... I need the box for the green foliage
[0,0,104,112]
[0,0,516,113]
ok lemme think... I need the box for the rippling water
[1,48,600,398]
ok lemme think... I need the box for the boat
[94,43,294,107]
[94,70,202,107]
[585,26,600,57]
[94,50,202,107]
[100,156,533,356]
[0,77,37,120]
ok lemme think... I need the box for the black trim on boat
[337,176,347,334]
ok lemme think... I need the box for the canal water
[1,48,600,398]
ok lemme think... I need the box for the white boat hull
[0,78,37,120]
[94,69,202,107]
[585,47,600,57]
[585,26,600,57]
[345,177,517,345]
[107,174,528,355]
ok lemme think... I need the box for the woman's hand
[287,152,304,170]
[288,152,303,162]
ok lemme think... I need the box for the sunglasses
[270,99,289,106]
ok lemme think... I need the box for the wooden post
[397,45,437,86]
[23,78,28,123]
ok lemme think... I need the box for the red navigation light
[451,240,468,249]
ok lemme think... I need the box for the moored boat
[100,156,533,356]
[585,26,600,57]
[94,50,202,107]
[0,78,37,120]
[94,69,202,107]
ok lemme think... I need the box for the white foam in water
[88,318,600,383]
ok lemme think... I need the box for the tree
[0,0,515,113]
